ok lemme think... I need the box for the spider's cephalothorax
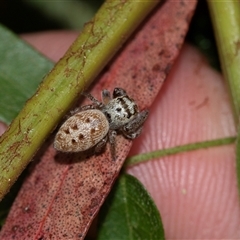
[102,88,139,130]
[54,88,149,160]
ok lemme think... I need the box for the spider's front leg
[102,89,111,105]
[122,110,149,139]
[108,130,117,161]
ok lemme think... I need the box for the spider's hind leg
[95,135,108,153]
[109,130,117,161]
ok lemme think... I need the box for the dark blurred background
[0,0,103,33]
[0,0,219,69]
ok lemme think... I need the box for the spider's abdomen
[54,109,109,152]
[102,95,138,130]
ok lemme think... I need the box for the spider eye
[116,107,121,112]
[105,113,112,122]
[113,88,127,98]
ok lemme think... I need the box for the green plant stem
[207,1,240,193]
[0,1,159,201]
[126,137,236,166]
[207,1,240,122]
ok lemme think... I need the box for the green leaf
[0,24,53,124]
[97,174,164,240]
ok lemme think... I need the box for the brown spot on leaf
[88,187,97,194]
[90,197,100,209]
[164,64,172,74]
[152,63,161,72]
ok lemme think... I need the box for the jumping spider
[54,87,149,160]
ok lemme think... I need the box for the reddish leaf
[0,1,197,239]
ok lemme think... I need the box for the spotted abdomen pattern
[54,109,109,152]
